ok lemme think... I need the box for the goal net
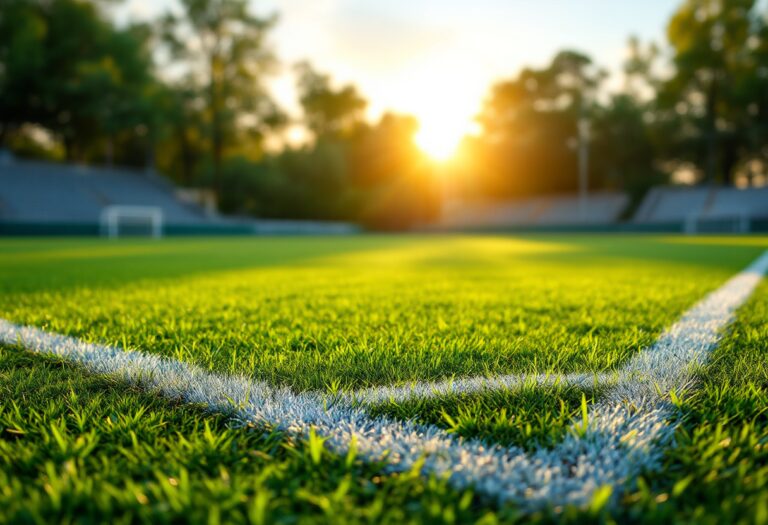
[684,212,750,235]
[100,206,164,238]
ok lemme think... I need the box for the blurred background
[0,0,766,235]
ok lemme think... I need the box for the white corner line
[342,371,613,406]
[1,250,767,511]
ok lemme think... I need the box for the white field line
[1,250,767,510]
[343,371,613,406]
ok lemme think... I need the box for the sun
[415,124,462,162]
[409,94,470,162]
[374,61,479,162]
[415,120,463,162]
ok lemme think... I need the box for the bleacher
[434,192,628,229]
[0,157,209,226]
[634,186,768,228]
[429,185,768,233]
[0,154,360,236]
[3,151,765,235]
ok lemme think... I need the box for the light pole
[577,109,590,222]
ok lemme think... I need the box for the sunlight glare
[415,120,463,162]
[365,56,482,163]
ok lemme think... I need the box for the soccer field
[1,235,768,523]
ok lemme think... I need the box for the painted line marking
[343,371,612,406]
[2,250,766,510]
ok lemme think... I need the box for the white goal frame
[684,211,750,235]
[100,205,164,238]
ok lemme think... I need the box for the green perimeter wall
[2,218,768,236]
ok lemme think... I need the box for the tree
[153,83,208,184]
[470,50,605,198]
[0,0,47,146]
[295,62,367,140]
[662,0,763,183]
[350,113,439,229]
[210,65,439,229]
[161,0,281,199]
[0,0,156,163]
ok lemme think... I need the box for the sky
[115,0,681,157]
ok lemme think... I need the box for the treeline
[217,65,440,228]
[1,0,767,226]
[460,0,768,204]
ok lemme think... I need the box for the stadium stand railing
[0,154,359,236]
[428,192,629,230]
[422,185,768,234]
[2,151,765,236]
[634,185,768,233]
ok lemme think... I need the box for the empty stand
[0,156,360,235]
[0,159,207,225]
[634,186,768,226]
[436,192,628,228]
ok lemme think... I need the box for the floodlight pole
[577,95,590,222]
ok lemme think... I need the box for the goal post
[100,205,164,238]
[684,212,750,235]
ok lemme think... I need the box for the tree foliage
[160,0,284,196]
[215,64,439,229]
[295,62,367,140]
[464,51,607,197]
[0,0,156,163]
[2,0,768,228]
[659,0,768,183]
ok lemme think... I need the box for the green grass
[0,346,510,524]
[1,235,764,391]
[619,279,768,524]
[367,383,603,451]
[1,234,767,523]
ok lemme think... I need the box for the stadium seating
[634,186,768,223]
[0,157,208,225]
[435,192,628,229]
[0,155,360,235]
[3,152,764,234]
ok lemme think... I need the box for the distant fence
[419,216,768,235]
[2,217,768,237]
[0,220,361,237]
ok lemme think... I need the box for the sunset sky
[116,0,680,158]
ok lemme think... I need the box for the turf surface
[1,235,764,390]
[1,234,767,523]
